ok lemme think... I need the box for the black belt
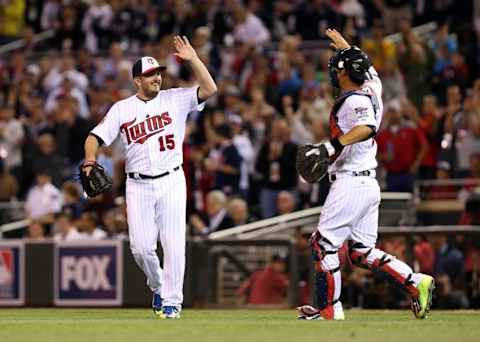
[128,166,180,180]
[330,170,372,182]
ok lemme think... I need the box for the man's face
[136,70,162,98]
[207,197,222,216]
[337,69,350,89]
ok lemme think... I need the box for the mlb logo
[0,249,13,286]
[0,242,24,306]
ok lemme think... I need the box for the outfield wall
[0,238,297,308]
[0,240,169,307]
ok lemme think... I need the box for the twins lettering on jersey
[120,112,172,145]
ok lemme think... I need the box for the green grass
[0,309,479,342]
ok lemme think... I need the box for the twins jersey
[92,87,205,173]
[328,67,383,173]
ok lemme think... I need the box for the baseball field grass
[0,309,479,342]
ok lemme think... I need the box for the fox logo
[120,112,172,145]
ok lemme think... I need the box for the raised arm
[173,35,218,101]
[325,28,351,50]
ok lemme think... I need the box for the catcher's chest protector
[328,90,377,161]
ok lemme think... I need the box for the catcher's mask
[328,46,372,91]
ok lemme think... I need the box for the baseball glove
[79,161,113,198]
[295,144,329,183]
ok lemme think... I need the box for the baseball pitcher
[296,29,435,320]
[80,36,217,319]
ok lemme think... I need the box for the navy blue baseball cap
[132,56,166,78]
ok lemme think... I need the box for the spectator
[0,0,26,44]
[76,211,107,240]
[0,158,18,201]
[438,84,463,167]
[431,234,465,286]
[226,197,252,227]
[31,133,65,187]
[376,101,428,192]
[361,23,396,75]
[26,220,46,240]
[397,20,433,107]
[0,106,24,181]
[381,60,407,102]
[40,0,61,31]
[414,235,435,275]
[255,118,297,218]
[276,191,297,216]
[43,54,89,94]
[53,212,84,242]
[61,181,84,220]
[236,254,289,305]
[101,208,128,239]
[229,114,255,199]
[190,190,233,236]
[24,171,62,224]
[467,153,480,178]
[464,238,480,308]
[291,0,341,41]
[206,124,243,196]
[45,75,89,119]
[461,190,480,225]
[430,21,458,77]
[456,110,480,177]
[232,4,270,46]
[414,95,442,179]
[53,5,84,51]
[81,0,114,54]
[429,161,457,200]
[377,0,413,34]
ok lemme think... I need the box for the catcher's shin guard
[349,242,419,297]
[311,232,341,320]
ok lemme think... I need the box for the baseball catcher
[296,28,435,321]
[79,161,112,197]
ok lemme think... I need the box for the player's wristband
[326,138,344,157]
[82,160,97,168]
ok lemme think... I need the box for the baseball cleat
[297,305,345,321]
[152,293,163,316]
[411,274,435,319]
[161,306,181,319]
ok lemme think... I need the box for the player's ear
[133,76,141,87]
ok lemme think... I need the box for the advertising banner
[54,240,123,306]
[0,240,25,306]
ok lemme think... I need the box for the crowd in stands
[0,0,480,308]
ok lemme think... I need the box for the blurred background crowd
[0,0,479,309]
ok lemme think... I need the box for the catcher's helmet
[328,46,372,89]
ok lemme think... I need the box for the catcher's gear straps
[311,233,340,319]
[349,242,419,297]
[329,90,379,159]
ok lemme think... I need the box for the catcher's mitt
[79,161,113,197]
[295,144,329,183]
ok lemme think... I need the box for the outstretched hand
[173,35,198,61]
[325,28,351,51]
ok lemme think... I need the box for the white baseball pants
[126,169,186,308]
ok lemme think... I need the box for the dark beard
[143,88,159,99]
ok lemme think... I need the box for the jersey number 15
[159,134,175,151]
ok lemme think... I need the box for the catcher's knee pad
[311,232,341,315]
[349,242,418,297]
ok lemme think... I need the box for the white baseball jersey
[90,86,204,309]
[328,67,383,173]
[92,87,205,174]
[315,66,421,316]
